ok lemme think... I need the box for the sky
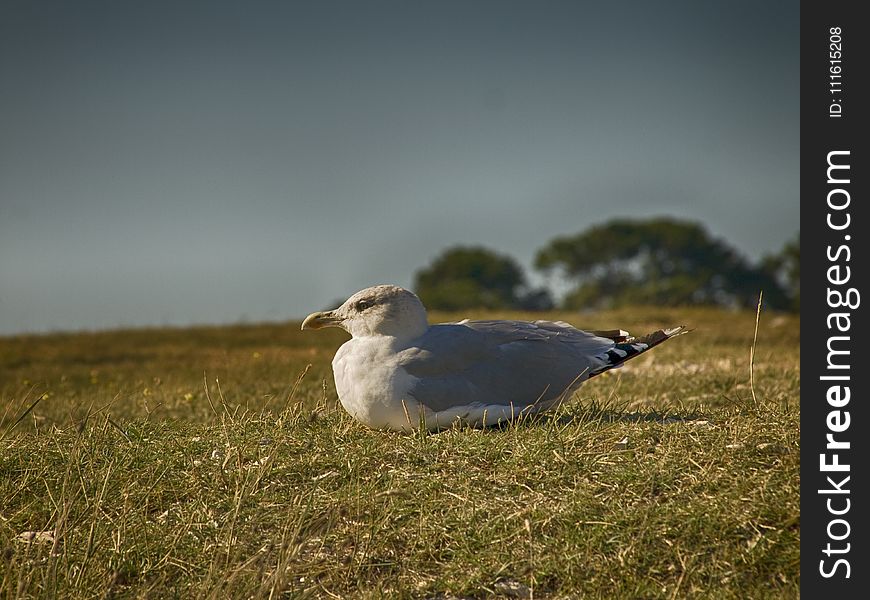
[0,0,799,334]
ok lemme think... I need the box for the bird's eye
[355,300,372,311]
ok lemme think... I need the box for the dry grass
[0,306,799,598]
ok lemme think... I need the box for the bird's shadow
[454,405,707,433]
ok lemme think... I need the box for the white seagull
[302,285,687,431]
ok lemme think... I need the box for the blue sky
[0,0,798,333]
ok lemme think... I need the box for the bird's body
[302,285,687,431]
[331,334,420,430]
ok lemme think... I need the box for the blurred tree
[414,246,553,311]
[535,217,791,310]
[762,234,800,311]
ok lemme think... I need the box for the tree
[762,234,800,311]
[535,217,790,310]
[414,246,553,311]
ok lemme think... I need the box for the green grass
[0,306,799,598]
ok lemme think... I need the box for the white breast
[332,337,422,431]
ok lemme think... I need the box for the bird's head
[301,285,429,340]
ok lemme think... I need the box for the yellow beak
[301,310,343,331]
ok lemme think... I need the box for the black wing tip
[589,324,690,377]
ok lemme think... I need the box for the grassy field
[0,306,799,598]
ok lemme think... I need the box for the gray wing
[396,320,616,413]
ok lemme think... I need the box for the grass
[0,306,799,598]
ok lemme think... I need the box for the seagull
[301,285,687,431]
